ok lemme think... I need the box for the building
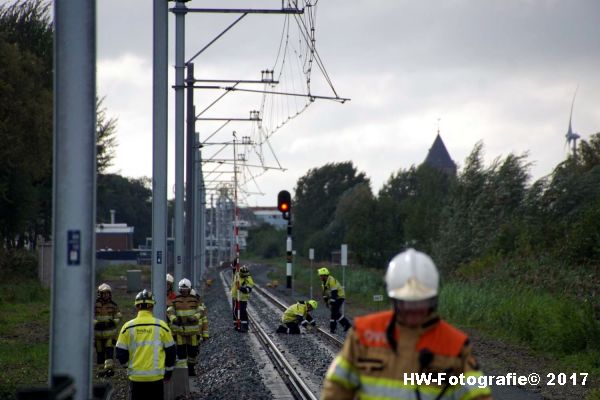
[248,206,288,230]
[423,133,457,176]
[96,210,134,251]
[96,223,134,251]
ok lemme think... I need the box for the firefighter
[231,265,254,332]
[276,300,318,334]
[166,273,176,302]
[94,283,121,377]
[321,249,493,400]
[191,288,210,341]
[318,267,352,333]
[116,289,176,400]
[167,278,202,376]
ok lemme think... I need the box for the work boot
[341,318,352,332]
[329,321,337,334]
[187,364,196,377]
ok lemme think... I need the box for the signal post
[277,191,292,289]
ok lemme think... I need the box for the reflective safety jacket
[231,274,254,302]
[322,275,345,299]
[198,302,209,339]
[116,310,176,382]
[282,302,312,324]
[322,310,493,400]
[167,294,202,336]
[94,298,121,339]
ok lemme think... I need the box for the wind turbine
[565,87,580,160]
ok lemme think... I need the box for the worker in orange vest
[321,249,493,400]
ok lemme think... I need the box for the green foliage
[96,97,118,174]
[0,277,49,398]
[0,248,38,281]
[97,174,152,246]
[294,161,370,258]
[440,281,600,358]
[433,144,530,271]
[245,224,286,259]
[333,183,379,266]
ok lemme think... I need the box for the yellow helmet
[307,299,318,310]
[317,267,330,276]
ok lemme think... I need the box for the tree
[293,161,369,258]
[97,174,152,247]
[0,0,53,247]
[333,183,379,266]
[96,97,118,174]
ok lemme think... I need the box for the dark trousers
[276,321,301,334]
[129,379,164,400]
[330,298,352,333]
[232,300,249,331]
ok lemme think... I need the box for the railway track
[220,271,320,400]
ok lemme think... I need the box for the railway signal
[277,190,291,220]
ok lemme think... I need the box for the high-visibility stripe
[95,330,117,338]
[327,356,360,389]
[96,315,114,321]
[152,318,160,373]
[120,323,170,334]
[175,309,198,316]
[127,368,165,377]
[452,371,492,400]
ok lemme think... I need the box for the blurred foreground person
[321,249,493,400]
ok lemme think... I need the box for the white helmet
[385,249,439,302]
[98,283,112,293]
[166,273,174,283]
[179,278,192,291]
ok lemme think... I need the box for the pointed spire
[423,130,456,176]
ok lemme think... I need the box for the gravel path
[96,263,595,399]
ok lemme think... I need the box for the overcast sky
[96,0,600,207]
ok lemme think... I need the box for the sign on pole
[309,248,314,260]
[341,244,348,266]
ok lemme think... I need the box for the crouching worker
[116,289,176,400]
[276,300,318,334]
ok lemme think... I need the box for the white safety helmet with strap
[178,278,192,292]
[166,273,174,284]
[385,248,439,308]
[97,283,112,293]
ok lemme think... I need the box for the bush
[0,248,38,280]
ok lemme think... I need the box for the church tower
[423,130,456,176]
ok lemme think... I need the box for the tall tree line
[0,0,152,250]
[292,135,600,271]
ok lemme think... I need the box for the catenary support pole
[152,0,168,319]
[50,1,96,398]
[174,1,186,287]
[185,63,195,279]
